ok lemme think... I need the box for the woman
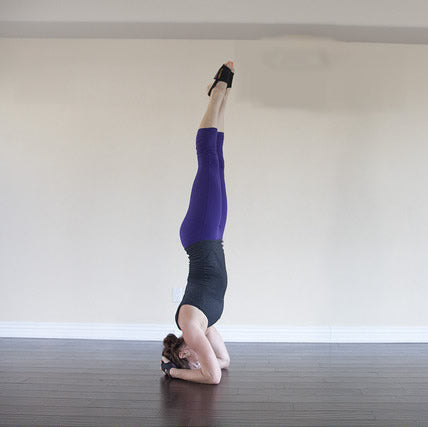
[160,61,235,384]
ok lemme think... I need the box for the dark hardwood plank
[1,338,428,425]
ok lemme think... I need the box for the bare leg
[217,88,230,133]
[199,81,227,129]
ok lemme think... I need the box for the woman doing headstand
[160,61,235,384]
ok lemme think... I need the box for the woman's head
[162,333,200,370]
[162,333,189,369]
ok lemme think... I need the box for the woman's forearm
[217,358,230,369]
[170,367,217,384]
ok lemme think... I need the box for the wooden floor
[1,338,428,426]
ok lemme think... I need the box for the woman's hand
[160,356,170,375]
[160,356,176,377]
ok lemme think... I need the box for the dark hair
[162,333,190,369]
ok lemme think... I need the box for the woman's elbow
[208,368,222,384]
[210,373,222,384]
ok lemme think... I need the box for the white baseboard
[0,322,428,342]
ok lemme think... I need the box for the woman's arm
[175,321,222,384]
[161,356,227,382]
[170,367,219,384]
[206,326,230,366]
[217,358,230,369]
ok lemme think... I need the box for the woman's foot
[206,61,235,97]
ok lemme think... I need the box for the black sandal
[208,63,234,97]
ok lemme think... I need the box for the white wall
[1,38,428,335]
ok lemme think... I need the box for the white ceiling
[1,0,428,44]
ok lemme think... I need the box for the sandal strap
[214,64,234,87]
[208,64,234,96]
